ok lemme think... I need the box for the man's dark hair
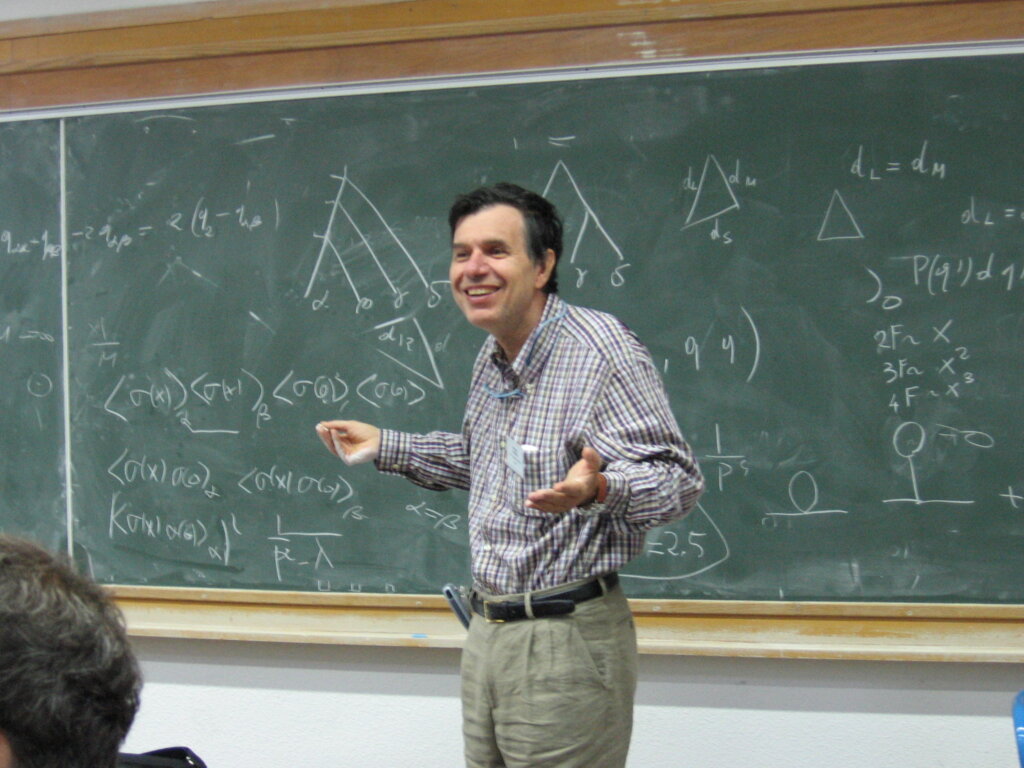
[0,536,141,768]
[448,182,563,294]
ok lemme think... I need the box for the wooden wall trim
[2,0,1023,111]
[0,0,988,76]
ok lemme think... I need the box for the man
[317,182,703,767]
[0,536,141,768]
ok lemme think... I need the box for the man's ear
[535,248,556,288]
[0,730,14,768]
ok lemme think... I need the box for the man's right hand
[315,420,381,466]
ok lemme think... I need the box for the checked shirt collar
[486,294,568,400]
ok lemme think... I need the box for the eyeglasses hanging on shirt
[484,307,567,400]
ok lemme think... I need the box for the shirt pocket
[510,441,575,518]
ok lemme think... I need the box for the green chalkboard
[5,51,1024,601]
[0,120,65,551]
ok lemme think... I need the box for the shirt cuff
[579,471,628,516]
[375,429,411,475]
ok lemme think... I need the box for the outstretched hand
[525,446,604,514]
[315,420,381,466]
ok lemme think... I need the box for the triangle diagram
[683,155,740,229]
[543,159,625,266]
[305,169,429,308]
[817,189,864,241]
[372,316,445,390]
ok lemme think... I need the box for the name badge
[506,437,525,479]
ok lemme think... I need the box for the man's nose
[464,249,488,275]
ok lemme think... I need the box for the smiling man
[317,182,703,768]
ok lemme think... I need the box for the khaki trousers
[461,582,638,768]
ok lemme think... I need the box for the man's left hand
[525,446,604,513]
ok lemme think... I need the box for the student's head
[448,182,562,295]
[0,536,141,768]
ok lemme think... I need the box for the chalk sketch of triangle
[683,155,741,229]
[373,317,445,391]
[542,159,625,265]
[817,189,864,241]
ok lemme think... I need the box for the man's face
[450,204,554,356]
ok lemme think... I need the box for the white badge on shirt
[506,437,525,479]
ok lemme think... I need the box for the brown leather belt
[470,573,618,623]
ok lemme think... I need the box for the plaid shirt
[377,294,704,595]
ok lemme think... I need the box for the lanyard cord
[483,306,568,400]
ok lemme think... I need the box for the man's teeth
[467,287,495,296]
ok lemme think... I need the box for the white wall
[0,0,203,22]
[123,636,1024,768]
[8,3,1023,766]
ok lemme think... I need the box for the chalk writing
[305,168,429,312]
[680,306,761,383]
[107,448,221,499]
[107,492,237,566]
[682,155,744,231]
[700,423,750,493]
[849,140,948,181]
[71,195,278,252]
[406,501,460,531]
[268,515,343,584]
[874,319,979,416]
[2,229,61,260]
[542,160,629,286]
[897,252,1024,295]
[238,464,359,510]
[961,195,1024,228]
[628,503,730,581]
[883,421,977,507]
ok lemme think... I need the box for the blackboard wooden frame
[113,587,1024,661]
[3,0,1024,659]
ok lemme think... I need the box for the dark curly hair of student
[0,535,141,768]
[448,182,563,294]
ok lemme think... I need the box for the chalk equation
[101,364,437,432]
[873,318,979,415]
[895,252,1024,297]
[848,140,948,182]
[70,195,278,254]
[700,423,750,493]
[269,515,344,584]
[107,491,238,567]
[1,229,61,260]
[107,448,222,499]
[625,502,730,582]
[960,195,1024,229]
[677,305,761,383]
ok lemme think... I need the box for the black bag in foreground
[118,747,207,767]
